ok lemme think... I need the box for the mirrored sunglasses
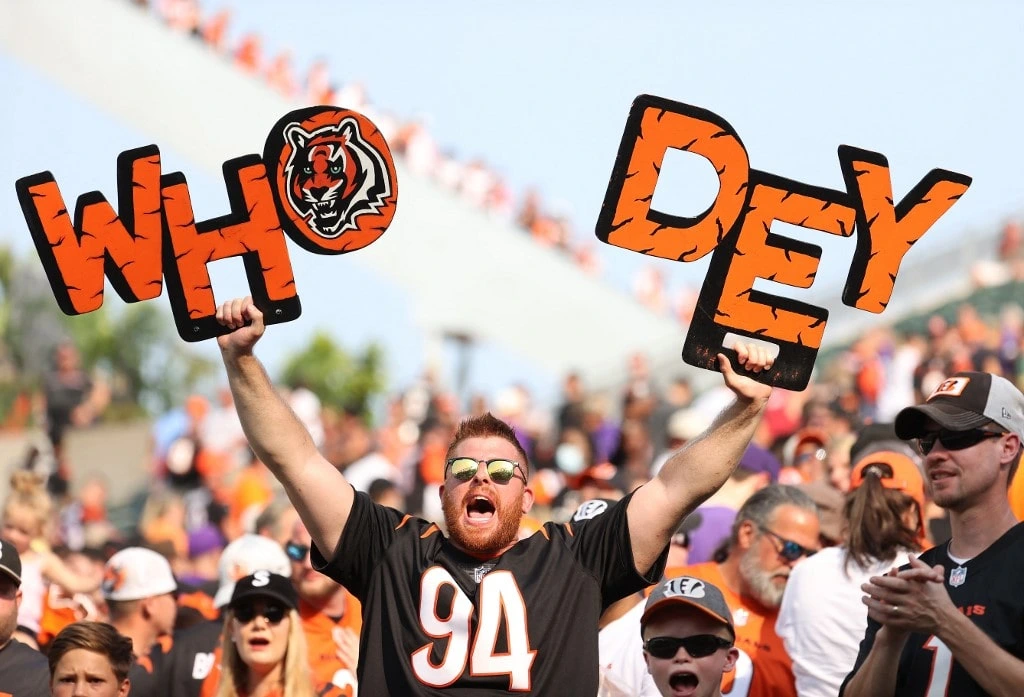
[916,429,1003,456]
[445,457,525,484]
[285,541,310,563]
[234,602,287,625]
[759,526,816,562]
[644,634,733,659]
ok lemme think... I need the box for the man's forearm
[842,629,905,697]
[938,609,1024,696]
[222,350,319,476]
[658,395,766,512]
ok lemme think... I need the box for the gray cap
[641,575,734,638]
[895,372,1024,441]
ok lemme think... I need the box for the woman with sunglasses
[205,571,347,697]
[776,451,925,697]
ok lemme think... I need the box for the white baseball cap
[103,547,177,601]
[213,534,292,609]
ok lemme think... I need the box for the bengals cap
[103,547,177,601]
[641,576,735,639]
[895,372,1024,441]
[0,537,22,586]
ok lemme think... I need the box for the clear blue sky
[2,0,1023,407]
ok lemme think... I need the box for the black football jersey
[312,489,664,695]
[840,522,1024,697]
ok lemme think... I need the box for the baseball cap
[0,537,22,586]
[667,408,706,442]
[895,372,1024,441]
[850,451,927,540]
[103,547,177,601]
[641,576,735,639]
[738,444,781,482]
[214,534,291,608]
[229,571,298,611]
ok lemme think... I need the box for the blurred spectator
[42,341,110,495]
[287,518,360,692]
[777,452,924,697]
[683,445,779,566]
[0,536,50,696]
[779,428,829,485]
[2,471,102,649]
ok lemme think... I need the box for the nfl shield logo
[950,566,967,587]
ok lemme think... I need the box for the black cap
[0,537,22,586]
[895,372,1024,441]
[229,571,298,610]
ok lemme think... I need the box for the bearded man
[214,296,775,696]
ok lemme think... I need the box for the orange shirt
[664,562,796,697]
[299,596,362,692]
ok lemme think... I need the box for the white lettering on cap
[929,377,970,400]
[251,569,271,587]
[662,577,706,599]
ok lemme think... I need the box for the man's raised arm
[627,344,773,575]
[216,296,354,558]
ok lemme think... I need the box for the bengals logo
[102,565,127,595]
[265,106,398,255]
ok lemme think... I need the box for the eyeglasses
[915,429,1004,455]
[758,525,816,562]
[233,601,287,625]
[285,541,310,563]
[445,457,526,484]
[644,634,733,659]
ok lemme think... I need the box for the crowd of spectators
[0,280,1020,693]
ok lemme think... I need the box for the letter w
[15,146,165,314]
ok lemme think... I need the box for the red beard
[442,485,524,558]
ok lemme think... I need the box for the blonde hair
[3,471,53,538]
[215,608,317,697]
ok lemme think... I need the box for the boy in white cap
[641,576,739,697]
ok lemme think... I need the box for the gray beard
[739,545,785,609]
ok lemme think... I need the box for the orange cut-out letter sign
[161,156,300,341]
[596,95,750,262]
[15,146,165,314]
[598,95,971,391]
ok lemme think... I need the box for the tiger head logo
[282,117,392,239]
[102,564,127,595]
[266,106,398,255]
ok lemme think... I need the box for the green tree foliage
[0,245,215,420]
[280,330,386,421]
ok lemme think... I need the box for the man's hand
[861,556,954,636]
[216,296,266,356]
[718,342,774,404]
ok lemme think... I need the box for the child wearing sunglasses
[641,576,739,697]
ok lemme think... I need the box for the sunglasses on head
[233,601,287,625]
[285,541,310,563]
[644,634,733,659]
[915,428,1004,455]
[758,525,816,562]
[445,457,526,484]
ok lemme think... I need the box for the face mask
[555,443,586,475]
